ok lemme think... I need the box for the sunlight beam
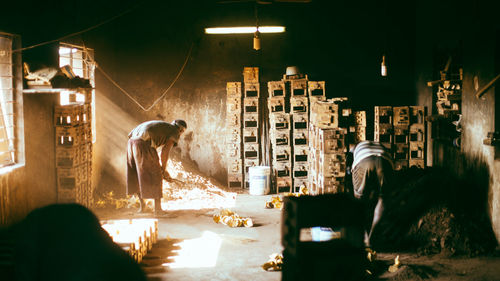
[163,231,222,268]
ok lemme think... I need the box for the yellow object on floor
[265,187,309,209]
[262,253,283,271]
[265,196,283,209]
[388,255,401,273]
[213,209,253,228]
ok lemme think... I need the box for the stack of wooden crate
[290,78,310,192]
[225,82,244,188]
[268,80,292,192]
[393,106,411,170]
[242,67,261,188]
[308,98,350,195]
[351,111,367,143]
[54,88,93,207]
[267,75,328,193]
[409,106,426,168]
[374,106,394,151]
[374,105,427,170]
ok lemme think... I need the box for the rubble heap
[371,167,497,257]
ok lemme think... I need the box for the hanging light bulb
[381,55,387,77]
[253,30,261,51]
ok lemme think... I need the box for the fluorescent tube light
[205,26,285,34]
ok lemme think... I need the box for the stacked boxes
[435,75,462,116]
[351,111,367,143]
[268,81,292,192]
[267,76,328,193]
[307,81,325,104]
[290,78,310,192]
[55,88,93,207]
[393,106,410,170]
[374,106,393,150]
[309,98,350,195]
[243,67,261,188]
[409,106,426,168]
[374,106,427,170]
[226,82,243,188]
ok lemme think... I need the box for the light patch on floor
[163,231,222,268]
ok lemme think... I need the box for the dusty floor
[94,192,500,281]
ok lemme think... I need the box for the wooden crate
[292,113,308,130]
[290,97,308,113]
[243,82,260,98]
[226,142,242,159]
[243,143,260,159]
[374,106,393,125]
[276,176,292,193]
[55,125,86,147]
[54,104,84,127]
[293,178,308,193]
[227,96,242,112]
[243,67,259,83]
[227,173,243,189]
[293,162,308,179]
[226,127,242,144]
[244,97,259,114]
[307,81,325,99]
[274,161,291,177]
[293,131,308,146]
[270,113,290,130]
[290,79,308,96]
[226,112,241,128]
[270,130,290,146]
[273,146,291,162]
[268,81,286,97]
[226,82,242,97]
[318,152,346,178]
[243,113,259,129]
[56,146,81,167]
[227,158,243,174]
[268,97,286,113]
[293,145,309,163]
[393,106,410,126]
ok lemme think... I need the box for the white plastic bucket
[248,166,271,195]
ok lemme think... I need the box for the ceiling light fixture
[381,55,387,77]
[253,31,261,50]
[204,26,285,34]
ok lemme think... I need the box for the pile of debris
[95,159,236,211]
[407,205,496,256]
[371,167,497,257]
[160,161,236,210]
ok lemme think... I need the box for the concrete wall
[1,93,59,225]
[0,35,61,225]
[415,0,500,243]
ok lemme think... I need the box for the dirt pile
[371,167,497,257]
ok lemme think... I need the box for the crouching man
[127,119,187,216]
[347,140,394,247]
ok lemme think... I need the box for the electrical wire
[11,2,141,53]
[94,42,194,111]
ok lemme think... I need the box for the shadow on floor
[140,238,183,274]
